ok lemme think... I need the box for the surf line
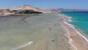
[13,41,33,50]
[63,22,78,50]
[64,21,88,43]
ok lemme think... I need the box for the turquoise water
[64,12,88,35]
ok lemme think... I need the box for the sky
[0,0,88,9]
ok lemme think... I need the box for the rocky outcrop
[14,5,51,13]
[0,5,51,16]
[0,9,15,16]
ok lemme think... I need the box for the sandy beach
[0,14,71,50]
[0,13,88,50]
[61,15,88,50]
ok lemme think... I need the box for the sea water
[64,12,88,36]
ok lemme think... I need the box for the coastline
[61,14,88,50]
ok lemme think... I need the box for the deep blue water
[64,12,88,35]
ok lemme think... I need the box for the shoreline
[64,22,88,43]
[61,14,88,50]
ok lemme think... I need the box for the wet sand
[62,15,88,50]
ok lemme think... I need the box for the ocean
[64,12,88,37]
